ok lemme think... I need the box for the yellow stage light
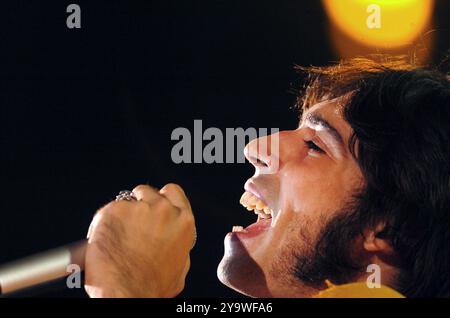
[322,0,434,48]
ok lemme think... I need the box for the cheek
[278,163,333,214]
[278,160,359,216]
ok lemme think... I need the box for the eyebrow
[303,112,345,147]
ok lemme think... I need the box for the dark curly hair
[296,56,450,297]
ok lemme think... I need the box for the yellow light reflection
[322,0,435,48]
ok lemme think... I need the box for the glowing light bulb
[322,0,434,48]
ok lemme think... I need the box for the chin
[217,257,268,298]
[217,257,249,296]
[217,233,273,298]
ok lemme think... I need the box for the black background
[0,0,448,297]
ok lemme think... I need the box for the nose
[244,133,280,174]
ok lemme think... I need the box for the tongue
[242,218,271,237]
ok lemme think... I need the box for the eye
[305,140,325,154]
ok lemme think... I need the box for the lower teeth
[232,226,246,233]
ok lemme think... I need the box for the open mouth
[231,191,273,234]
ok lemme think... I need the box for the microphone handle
[0,240,87,295]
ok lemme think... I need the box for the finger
[160,183,196,248]
[159,183,192,213]
[132,184,161,205]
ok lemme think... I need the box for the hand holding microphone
[0,183,197,297]
[85,183,196,298]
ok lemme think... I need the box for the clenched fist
[84,184,196,298]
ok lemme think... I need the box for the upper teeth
[240,191,272,217]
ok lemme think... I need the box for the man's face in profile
[217,98,366,297]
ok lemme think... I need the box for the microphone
[0,240,87,295]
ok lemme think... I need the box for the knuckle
[95,203,116,221]
[95,201,141,227]
[89,210,123,243]
[161,183,182,194]
[97,201,115,214]
[132,184,152,194]
[103,200,131,215]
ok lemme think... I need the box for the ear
[362,223,395,255]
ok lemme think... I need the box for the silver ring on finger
[115,190,138,202]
